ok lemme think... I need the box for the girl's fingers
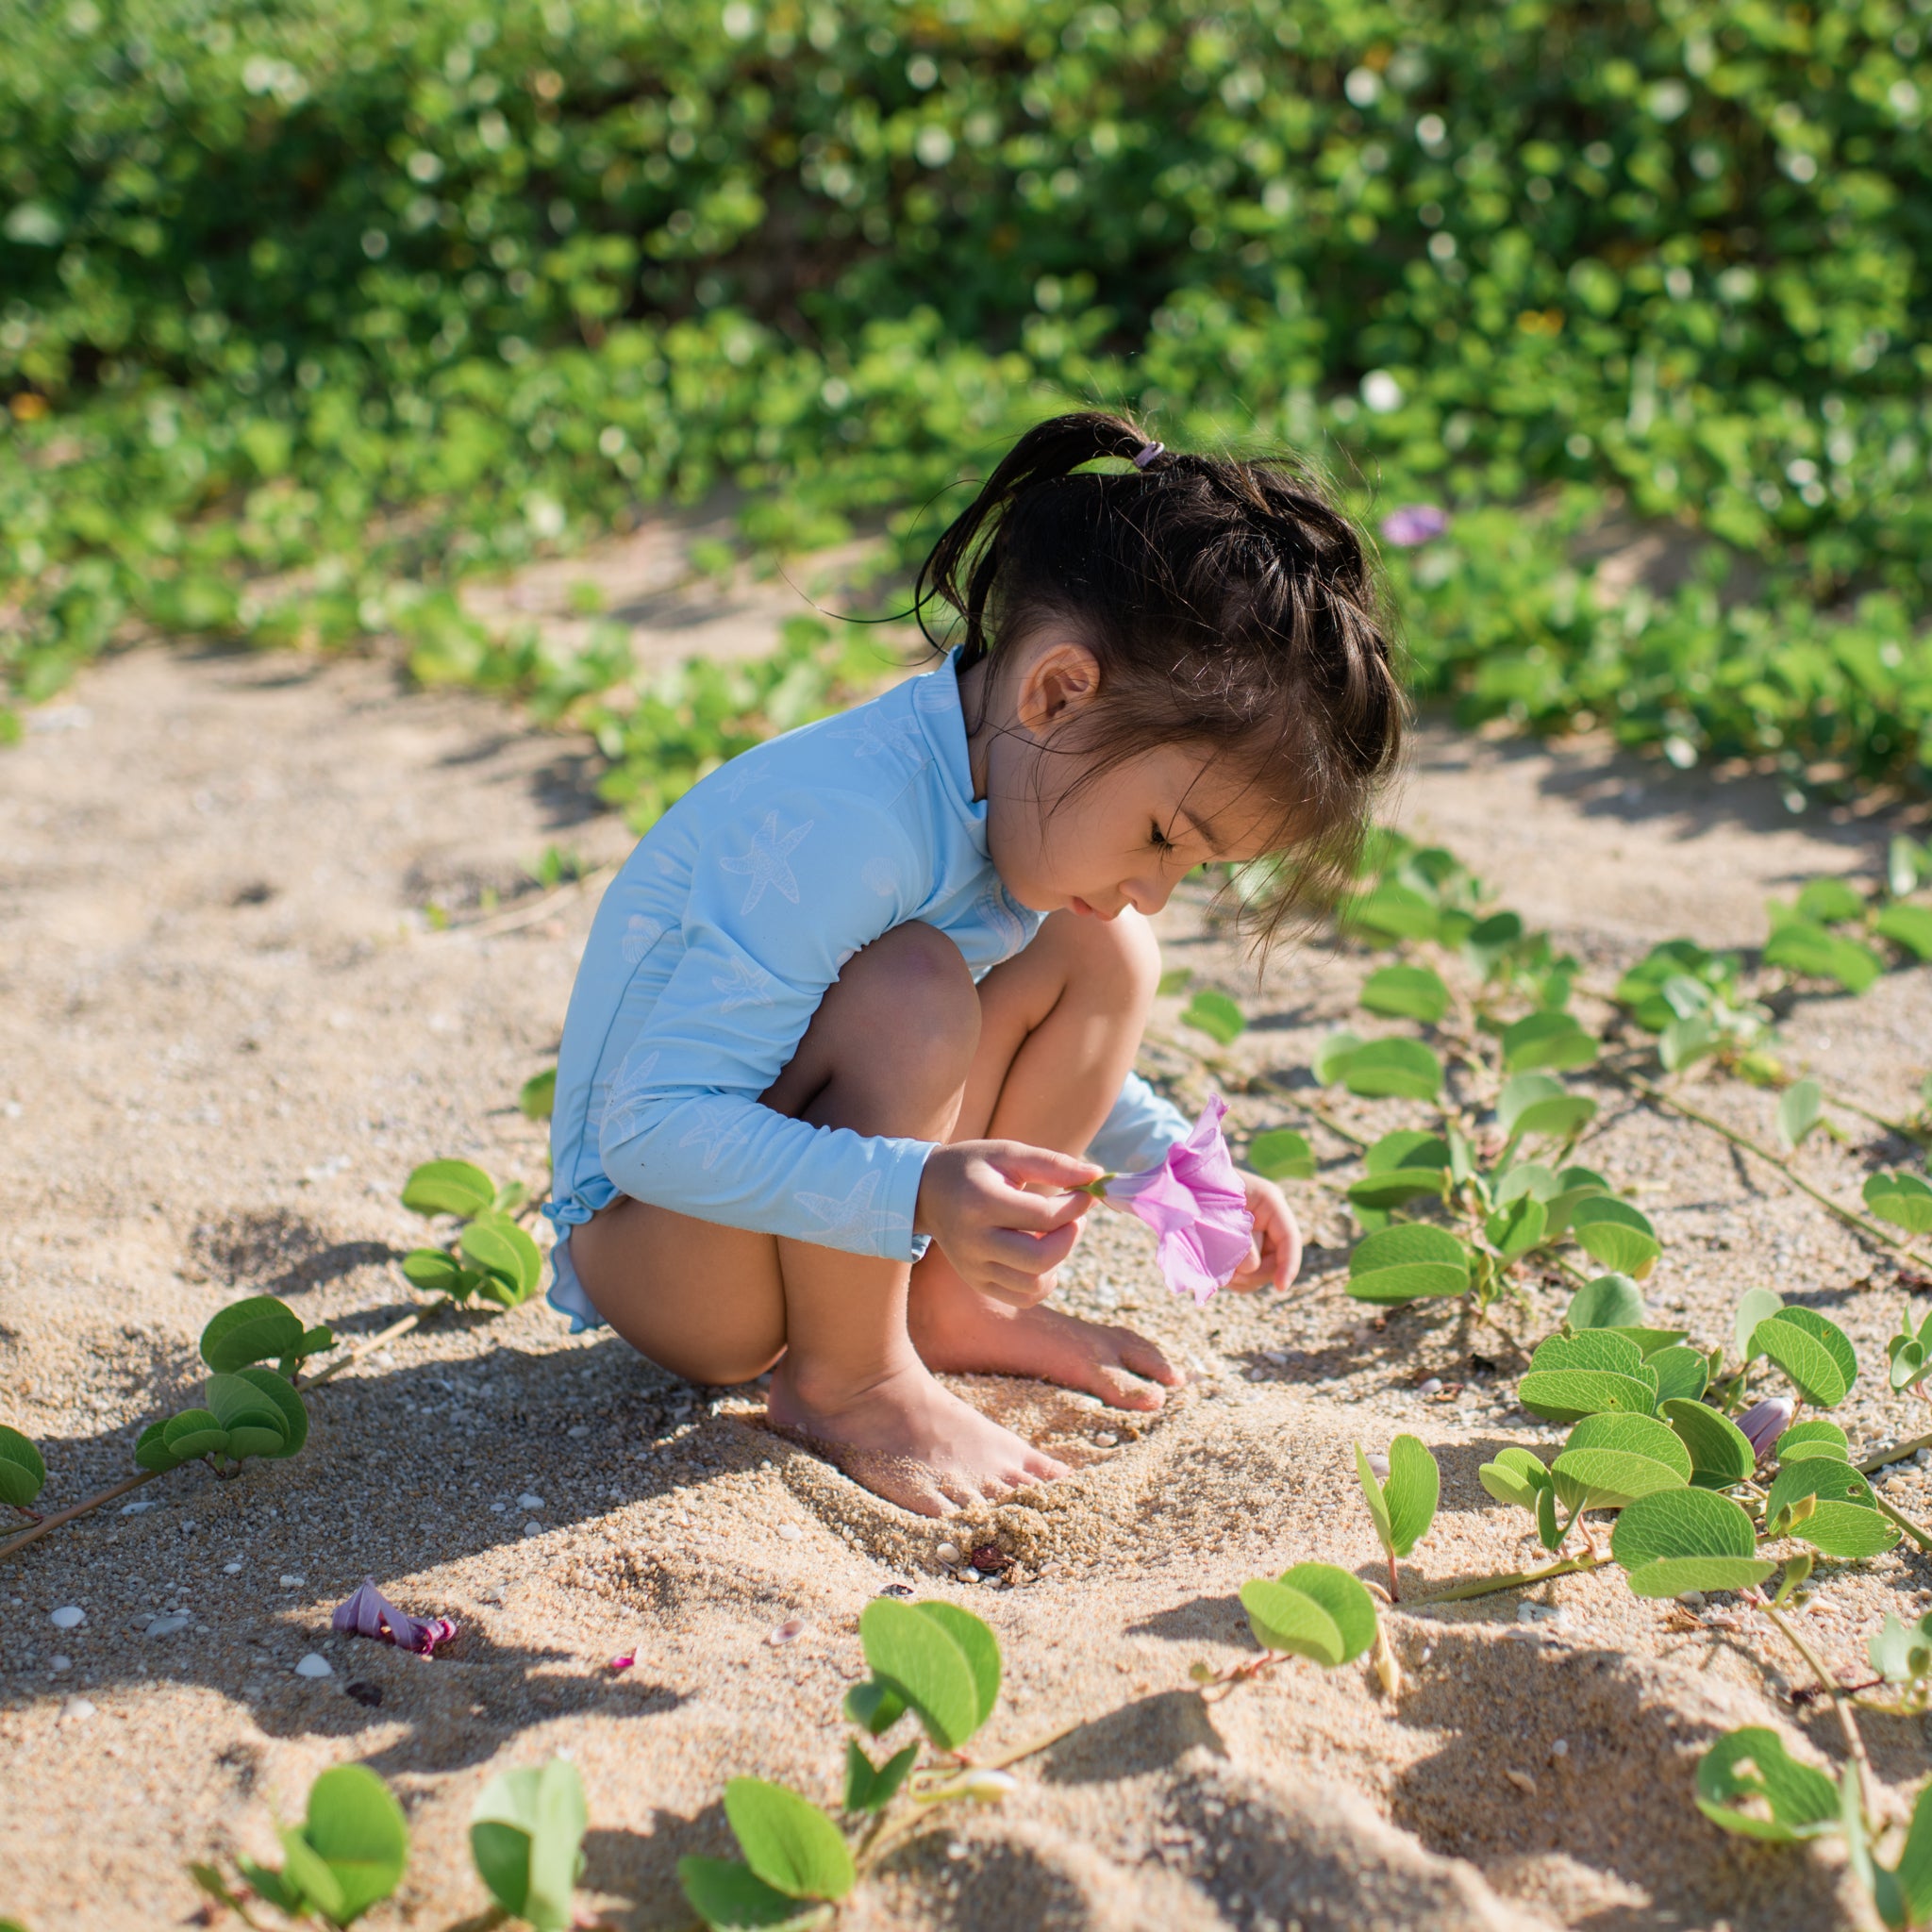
[987,1141,1105,1192]
[983,1179,1091,1233]
[982,1219,1083,1272]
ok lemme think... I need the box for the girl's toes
[1113,1328,1182,1385]
[1093,1364,1166,1412]
[1020,1449,1068,1484]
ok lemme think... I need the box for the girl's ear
[1011,638,1102,739]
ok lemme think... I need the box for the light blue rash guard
[542,650,1191,1331]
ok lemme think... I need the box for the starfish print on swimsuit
[719,810,813,914]
[793,1168,910,1251]
[677,1096,754,1172]
[711,956,777,1012]
[621,913,666,966]
[597,1050,660,1145]
[830,710,928,765]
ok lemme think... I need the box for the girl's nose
[1124,876,1171,916]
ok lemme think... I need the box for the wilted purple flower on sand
[1379,504,1449,547]
[332,1578,457,1656]
[1737,1396,1796,1463]
[1096,1094,1255,1307]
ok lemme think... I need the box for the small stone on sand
[49,1607,83,1630]
[293,1653,332,1678]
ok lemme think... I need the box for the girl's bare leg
[568,923,1068,1517]
[908,908,1186,1410]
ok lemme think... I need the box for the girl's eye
[1150,820,1175,854]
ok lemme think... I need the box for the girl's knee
[1053,906,1162,1009]
[841,921,980,1077]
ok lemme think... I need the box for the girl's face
[966,638,1284,920]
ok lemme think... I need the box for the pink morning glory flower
[1096,1094,1255,1306]
[332,1578,458,1656]
[1379,504,1449,547]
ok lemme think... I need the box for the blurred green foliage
[3,0,1932,806]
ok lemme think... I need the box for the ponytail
[911,410,1407,950]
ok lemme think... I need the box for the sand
[4,606,1930,1930]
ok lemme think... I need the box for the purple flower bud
[1738,1397,1796,1462]
[332,1577,458,1656]
[1379,504,1450,548]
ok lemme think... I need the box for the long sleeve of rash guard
[596,783,940,1263]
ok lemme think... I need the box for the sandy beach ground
[4,594,1930,1930]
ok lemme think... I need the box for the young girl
[544,412,1404,1517]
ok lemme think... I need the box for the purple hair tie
[1132,441,1165,470]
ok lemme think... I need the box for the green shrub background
[3,0,1930,805]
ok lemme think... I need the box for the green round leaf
[1517,1370,1659,1424]
[1788,1502,1902,1559]
[134,1421,184,1474]
[1645,1345,1709,1406]
[1775,1419,1850,1463]
[1344,882,1439,942]
[1733,1287,1785,1365]
[1569,1197,1660,1277]
[1348,1130,1451,1208]
[1566,1274,1646,1332]
[841,1680,904,1736]
[1382,1434,1440,1555]
[1764,921,1884,992]
[1874,903,1932,961]
[1313,1030,1364,1084]
[1245,1129,1315,1181]
[232,1366,309,1459]
[1498,1072,1597,1142]
[679,1857,825,1930]
[519,1067,558,1122]
[1346,1223,1470,1303]
[471,1759,588,1931]
[1239,1578,1344,1665]
[0,1425,46,1509]
[400,1247,463,1291]
[1612,1488,1768,1594]
[1479,1447,1552,1513]
[1274,1562,1378,1663]
[1775,1079,1823,1150]
[459,1214,544,1306]
[296,1764,409,1924]
[858,1599,981,1750]
[1359,964,1449,1024]
[1355,1442,1394,1552]
[1753,1309,1855,1407]
[1500,1010,1599,1073]
[400,1158,497,1218]
[200,1295,305,1374]
[910,1602,1000,1731]
[1765,1456,1876,1524]
[1865,1171,1932,1235]
[722,1780,854,1902]
[1338,1037,1443,1100]
[1696,1728,1840,1842]
[1625,1554,1778,1598]
[1660,1399,1757,1490]
[1528,1328,1650,1377]
[161,1409,228,1460]
[1181,990,1246,1045]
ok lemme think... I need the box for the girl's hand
[1224,1171,1303,1293]
[916,1140,1099,1307]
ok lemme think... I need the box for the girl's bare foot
[908,1263,1183,1412]
[766,1355,1069,1518]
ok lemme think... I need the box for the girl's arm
[597,784,938,1260]
[1085,1070,1191,1174]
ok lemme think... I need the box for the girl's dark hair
[914,409,1407,948]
